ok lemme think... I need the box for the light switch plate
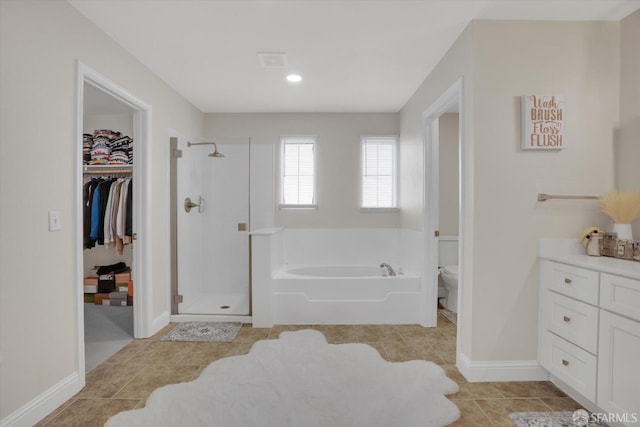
[48,211,61,231]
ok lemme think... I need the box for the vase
[612,223,633,240]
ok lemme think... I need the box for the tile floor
[37,314,583,426]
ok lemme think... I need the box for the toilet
[438,237,459,313]
[439,265,458,313]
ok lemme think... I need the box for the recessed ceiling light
[286,74,302,83]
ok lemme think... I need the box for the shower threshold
[171,314,252,324]
[175,292,250,317]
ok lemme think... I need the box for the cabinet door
[597,310,640,424]
[600,273,640,322]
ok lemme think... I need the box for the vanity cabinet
[597,310,640,419]
[539,259,640,424]
[539,260,599,401]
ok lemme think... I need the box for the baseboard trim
[149,311,171,337]
[0,372,82,427]
[457,352,549,382]
[548,374,600,414]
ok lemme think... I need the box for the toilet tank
[438,236,458,267]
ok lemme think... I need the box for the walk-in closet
[82,82,135,371]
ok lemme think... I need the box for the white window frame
[360,135,399,211]
[279,135,317,209]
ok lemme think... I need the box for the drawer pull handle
[562,359,569,366]
[563,315,571,322]
[564,278,572,284]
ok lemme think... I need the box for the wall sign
[521,94,565,150]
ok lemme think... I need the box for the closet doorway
[76,63,151,377]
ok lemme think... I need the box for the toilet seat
[441,265,458,277]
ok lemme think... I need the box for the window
[280,136,316,207]
[361,135,397,209]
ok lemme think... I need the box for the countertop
[539,238,640,280]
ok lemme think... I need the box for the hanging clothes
[95,179,115,245]
[104,178,132,255]
[125,179,133,242]
[103,178,120,248]
[83,177,103,249]
[115,179,129,254]
[84,176,132,253]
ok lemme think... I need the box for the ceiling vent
[257,52,288,68]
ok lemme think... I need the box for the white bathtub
[271,264,421,325]
[287,265,383,277]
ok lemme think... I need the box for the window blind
[361,136,397,208]
[281,136,316,206]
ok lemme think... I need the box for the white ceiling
[69,0,640,113]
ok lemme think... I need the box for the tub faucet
[380,263,396,276]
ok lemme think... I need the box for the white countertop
[539,238,640,280]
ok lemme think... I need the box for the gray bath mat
[161,322,242,342]
[509,411,609,427]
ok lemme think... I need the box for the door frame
[75,62,153,381]
[421,77,464,346]
[169,136,180,315]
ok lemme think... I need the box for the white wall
[400,19,622,366]
[470,20,619,362]
[399,27,474,233]
[84,114,134,139]
[618,9,640,235]
[204,113,400,228]
[282,228,401,267]
[400,24,474,354]
[439,113,459,237]
[0,0,203,421]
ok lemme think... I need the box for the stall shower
[170,136,274,318]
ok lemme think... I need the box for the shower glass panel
[176,142,250,315]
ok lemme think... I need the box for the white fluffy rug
[106,329,460,427]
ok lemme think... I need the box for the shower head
[208,144,224,158]
[187,141,224,157]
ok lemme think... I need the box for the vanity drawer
[540,330,597,402]
[545,291,599,354]
[542,261,599,305]
[600,273,640,322]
